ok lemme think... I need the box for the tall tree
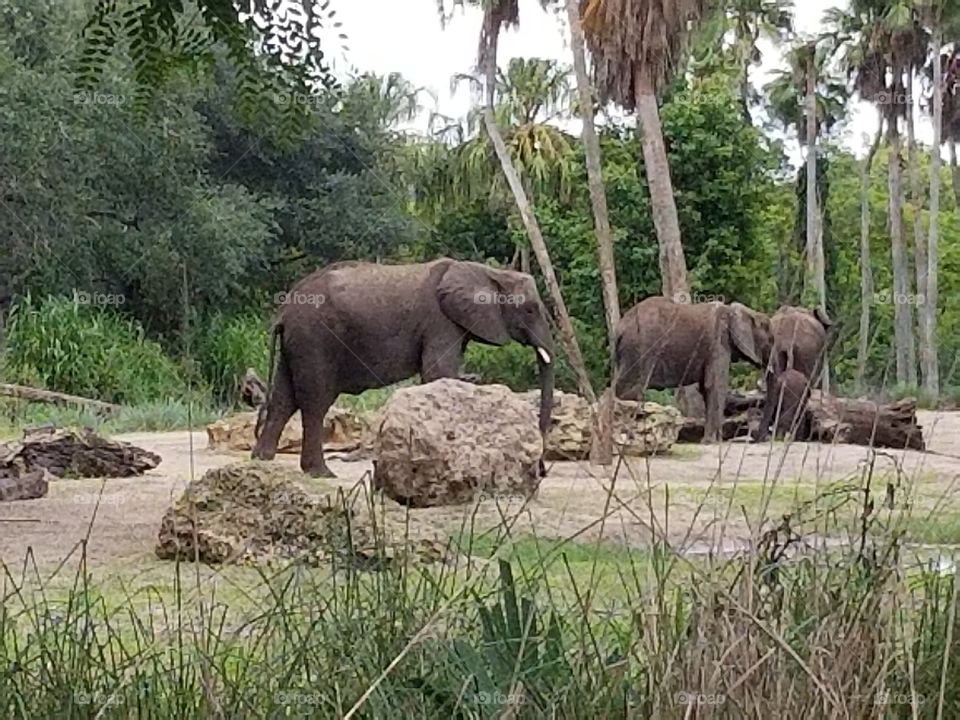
[906,65,929,391]
[566,0,620,462]
[856,119,885,392]
[454,0,598,406]
[580,0,709,302]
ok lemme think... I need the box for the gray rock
[373,379,542,507]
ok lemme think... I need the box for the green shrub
[3,295,185,405]
[194,312,271,404]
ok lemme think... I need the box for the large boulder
[373,379,542,508]
[519,390,681,459]
[206,406,371,456]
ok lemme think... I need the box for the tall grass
[3,295,186,405]
[2,456,959,718]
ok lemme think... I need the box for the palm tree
[566,0,620,462]
[827,0,926,387]
[764,42,846,348]
[341,72,431,129]
[693,0,794,120]
[580,0,709,303]
[440,0,598,404]
[923,6,943,397]
[857,118,884,392]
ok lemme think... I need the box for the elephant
[765,368,812,439]
[251,258,555,477]
[613,297,772,442]
[754,306,831,442]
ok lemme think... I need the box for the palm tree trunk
[633,70,690,301]
[907,70,929,390]
[804,45,829,391]
[480,13,596,405]
[949,138,960,208]
[567,0,618,463]
[856,118,883,395]
[888,121,914,387]
[924,24,943,398]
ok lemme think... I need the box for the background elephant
[614,297,772,442]
[754,306,831,441]
[766,368,812,439]
[252,258,555,477]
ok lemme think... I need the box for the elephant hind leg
[293,369,337,477]
[252,353,297,461]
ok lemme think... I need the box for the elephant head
[436,261,554,436]
[727,302,773,368]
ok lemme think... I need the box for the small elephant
[765,368,812,439]
[754,306,831,442]
[614,297,772,442]
[252,258,555,477]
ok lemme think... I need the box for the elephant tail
[254,322,283,440]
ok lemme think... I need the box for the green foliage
[194,313,271,405]
[4,296,186,405]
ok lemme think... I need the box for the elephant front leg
[420,331,466,382]
[702,350,730,443]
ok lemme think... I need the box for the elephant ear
[814,306,833,328]
[729,303,764,366]
[436,263,511,345]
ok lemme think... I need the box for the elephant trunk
[535,346,554,437]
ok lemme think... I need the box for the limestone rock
[519,390,681,459]
[156,461,362,565]
[205,406,371,455]
[156,461,450,566]
[373,379,543,508]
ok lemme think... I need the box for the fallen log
[0,383,120,416]
[806,391,925,451]
[678,390,925,450]
[0,427,161,479]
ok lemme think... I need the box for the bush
[194,312,271,405]
[3,295,186,405]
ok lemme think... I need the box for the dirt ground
[2,410,960,573]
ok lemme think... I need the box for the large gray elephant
[252,258,555,477]
[754,305,831,441]
[613,297,772,442]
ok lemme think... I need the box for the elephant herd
[252,258,829,477]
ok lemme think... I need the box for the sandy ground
[2,410,960,573]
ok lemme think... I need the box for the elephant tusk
[537,347,552,364]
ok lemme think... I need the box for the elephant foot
[303,463,336,479]
[251,447,276,461]
[538,459,547,478]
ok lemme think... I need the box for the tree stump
[0,427,161,479]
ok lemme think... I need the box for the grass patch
[0,399,220,438]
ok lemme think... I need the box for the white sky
[328,0,932,162]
